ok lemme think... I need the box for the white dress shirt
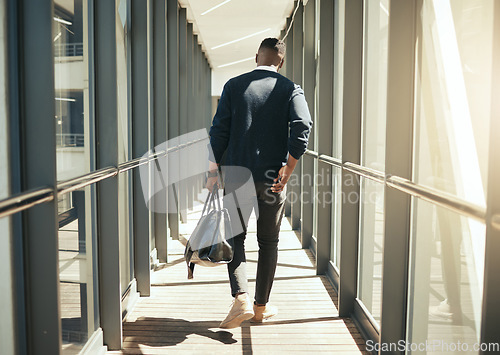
[254,65,278,72]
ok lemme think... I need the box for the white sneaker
[430,299,453,319]
[219,293,254,329]
[251,303,278,323]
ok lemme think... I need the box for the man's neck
[255,64,278,72]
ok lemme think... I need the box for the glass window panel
[355,0,389,325]
[414,0,494,207]
[0,214,15,355]
[53,0,90,181]
[330,167,342,267]
[407,199,485,354]
[332,0,344,160]
[58,187,96,353]
[119,171,133,294]
[361,0,389,170]
[53,1,97,352]
[116,0,130,165]
[357,178,384,326]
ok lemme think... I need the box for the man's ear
[255,53,259,64]
[278,57,284,70]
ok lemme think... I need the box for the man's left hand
[206,176,219,192]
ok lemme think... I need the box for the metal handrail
[302,149,486,223]
[305,150,343,167]
[318,154,342,168]
[118,156,150,173]
[304,149,319,158]
[0,138,208,219]
[0,187,54,219]
[343,162,385,184]
[57,167,118,196]
[3,143,484,223]
[387,176,486,222]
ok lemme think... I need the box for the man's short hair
[259,38,286,56]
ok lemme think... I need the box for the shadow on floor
[123,317,237,347]
[245,257,316,270]
[152,273,321,287]
[123,315,367,353]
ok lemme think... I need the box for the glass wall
[360,0,388,171]
[53,0,97,352]
[413,0,493,207]
[54,0,90,181]
[407,0,494,352]
[408,200,485,353]
[357,178,384,324]
[58,186,97,353]
[356,0,389,327]
[0,212,16,355]
[307,0,498,348]
[0,0,213,352]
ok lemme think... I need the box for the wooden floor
[108,194,368,354]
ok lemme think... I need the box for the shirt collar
[254,65,278,72]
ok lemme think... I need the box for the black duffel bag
[184,188,233,279]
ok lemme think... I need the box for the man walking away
[206,38,312,329]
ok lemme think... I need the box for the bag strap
[202,188,219,214]
[209,189,217,211]
[213,187,222,211]
[232,191,247,234]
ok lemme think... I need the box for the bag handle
[201,191,212,216]
[201,187,221,216]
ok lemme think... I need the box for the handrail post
[300,0,316,249]
[17,0,61,353]
[131,0,152,297]
[378,0,418,352]
[94,0,122,349]
[480,0,500,350]
[315,0,334,275]
[337,0,363,317]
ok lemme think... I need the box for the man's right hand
[272,155,298,193]
[272,165,294,193]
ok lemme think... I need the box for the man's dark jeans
[225,182,286,305]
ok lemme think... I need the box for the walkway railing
[54,43,84,57]
[0,138,206,219]
[0,145,487,223]
[304,149,486,222]
[57,133,85,147]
